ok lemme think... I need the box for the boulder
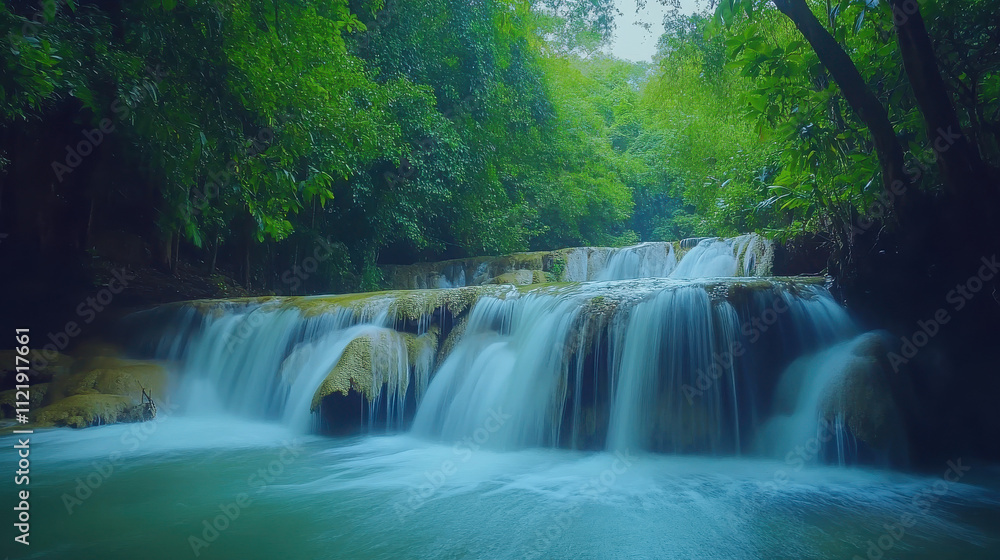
[46,357,168,405]
[310,331,409,410]
[33,394,154,428]
[0,383,49,417]
[820,333,907,453]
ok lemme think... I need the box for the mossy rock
[0,383,49,418]
[438,316,468,363]
[33,394,147,429]
[275,285,513,322]
[69,340,125,361]
[404,326,440,365]
[734,234,775,277]
[0,349,74,383]
[310,331,409,410]
[47,358,167,405]
[484,269,553,286]
[820,334,904,449]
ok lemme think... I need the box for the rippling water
[5,417,999,560]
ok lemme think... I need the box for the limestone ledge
[165,277,829,414]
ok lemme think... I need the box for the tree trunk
[886,0,993,204]
[772,0,909,200]
[209,234,219,275]
[244,234,251,289]
[170,234,180,275]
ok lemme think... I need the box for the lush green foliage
[700,0,999,243]
[0,0,640,291]
[2,0,996,292]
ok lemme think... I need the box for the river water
[7,416,1000,559]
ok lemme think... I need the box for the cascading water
[120,232,896,466]
[23,237,1000,560]
[410,294,585,448]
[565,242,679,281]
[388,234,773,288]
[409,279,856,456]
[129,298,428,433]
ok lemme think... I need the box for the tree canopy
[1,0,997,294]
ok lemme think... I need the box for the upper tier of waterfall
[380,234,774,289]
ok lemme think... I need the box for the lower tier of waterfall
[123,274,906,466]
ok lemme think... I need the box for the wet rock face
[484,269,552,286]
[789,332,911,465]
[822,335,903,445]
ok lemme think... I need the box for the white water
[138,302,423,433]
[670,234,773,278]
[125,234,864,462]
[565,242,679,281]
[404,235,771,287]
[22,234,1000,559]
[410,294,585,448]
[11,423,1000,560]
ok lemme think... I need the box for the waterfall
[670,235,773,279]
[385,235,772,288]
[122,233,900,465]
[129,299,425,433]
[565,242,678,281]
[410,293,585,448]
[757,331,906,465]
[409,279,854,454]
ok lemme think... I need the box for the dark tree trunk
[244,233,252,288]
[772,0,909,199]
[209,234,219,275]
[887,0,993,204]
[170,234,180,275]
